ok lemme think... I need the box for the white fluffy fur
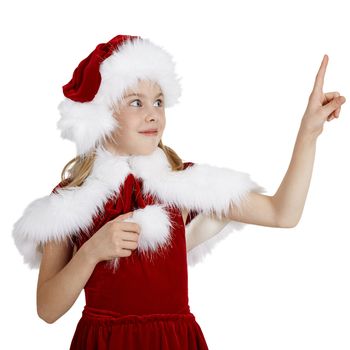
[12,146,266,269]
[130,153,265,219]
[128,204,174,252]
[56,100,118,156]
[57,37,181,156]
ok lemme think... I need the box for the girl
[12,34,345,349]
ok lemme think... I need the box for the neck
[101,142,160,158]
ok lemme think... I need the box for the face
[103,79,166,156]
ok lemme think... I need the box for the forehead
[124,79,162,95]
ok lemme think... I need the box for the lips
[139,129,158,135]
[139,128,158,133]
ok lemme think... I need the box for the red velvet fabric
[52,162,208,349]
[62,34,140,102]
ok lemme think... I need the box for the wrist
[80,241,99,267]
[298,122,319,143]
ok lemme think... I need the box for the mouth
[139,129,158,136]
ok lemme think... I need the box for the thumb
[113,211,134,222]
[322,96,346,117]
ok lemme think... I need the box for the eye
[130,99,142,107]
[154,99,163,107]
[129,98,163,107]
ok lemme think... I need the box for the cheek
[115,113,138,133]
[159,113,165,126]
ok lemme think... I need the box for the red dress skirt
[69,167,209,349]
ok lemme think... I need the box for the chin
[133,145,157,156]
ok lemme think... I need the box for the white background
[2,0,349,349]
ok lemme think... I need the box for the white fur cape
[12,146,266,269]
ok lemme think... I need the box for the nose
[145,107,159,121]
[143,100,163,123]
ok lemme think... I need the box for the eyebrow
[124,92,164,99]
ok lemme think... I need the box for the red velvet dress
[65,162,209,349]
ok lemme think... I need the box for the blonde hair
[59,139,184,189]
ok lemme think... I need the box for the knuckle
[131,223,140,233]
[112,236,122,248]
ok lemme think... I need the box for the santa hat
[57,34,182,156]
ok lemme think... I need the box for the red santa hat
[57,34,182,156]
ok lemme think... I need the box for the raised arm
[216,55,346,228]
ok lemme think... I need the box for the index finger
[312,54,328,92]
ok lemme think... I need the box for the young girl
[12,34,345,349]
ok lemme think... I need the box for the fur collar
[12,146,266,269]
